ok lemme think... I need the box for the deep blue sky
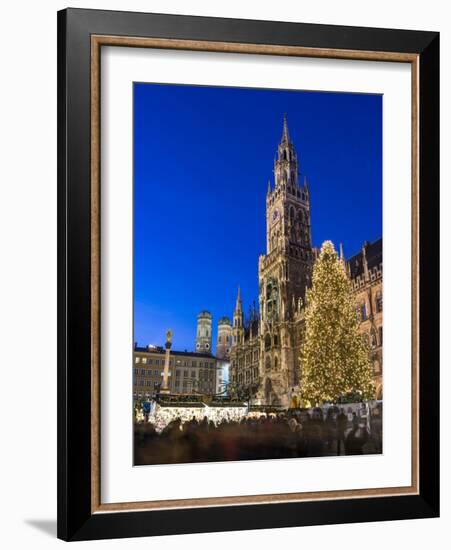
[134,83,382,353]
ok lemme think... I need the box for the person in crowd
[325,408,337,454]
[336,408,348,455]
[345,421,369,455]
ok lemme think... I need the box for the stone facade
[229,116,383,406]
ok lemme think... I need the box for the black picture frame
[57,7,439,541]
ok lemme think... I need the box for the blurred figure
[345,422,369,455]
[325,408,337,454]
[336,408,348,455]
[371,405,383,453]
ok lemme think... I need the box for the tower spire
[281,113,290,143]
[232,285,244,343]
[235,285,242,311]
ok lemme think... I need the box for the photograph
[51,5,440,541]
[132,82,384,466]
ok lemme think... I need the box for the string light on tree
[300,240,375,405]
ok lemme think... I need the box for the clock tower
[257,115,313,405]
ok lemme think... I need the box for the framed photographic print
[57,8,439,541]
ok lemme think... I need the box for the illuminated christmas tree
[300,240,375,405]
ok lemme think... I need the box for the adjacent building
[134,310,217,399]
[133,346,217,400]
[347,239,383,399]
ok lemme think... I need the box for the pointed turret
[267,179,271,195]
[281,113,290,143]
[232,286,244,346]
[235,285,242,312]
[362,241,370,281]
[275,115,299,189]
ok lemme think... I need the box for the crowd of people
[134,405,383,465]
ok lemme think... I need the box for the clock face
[272,209,279,222]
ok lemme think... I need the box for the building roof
[197,310,212,318]
[218,316,232,326]
[346,238,382,279]
[134,346,216,360]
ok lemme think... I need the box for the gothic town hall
[229,116,383,407]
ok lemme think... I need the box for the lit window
[142,358,147,364]
[360,303,367,321]
[135,357,140,364]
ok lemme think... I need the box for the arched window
[266,283,272,300]
[289,206,295,225]
[360,303,367,321]
[273,333,279,347]
[274,356,278,370]
[264,334,272,351]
